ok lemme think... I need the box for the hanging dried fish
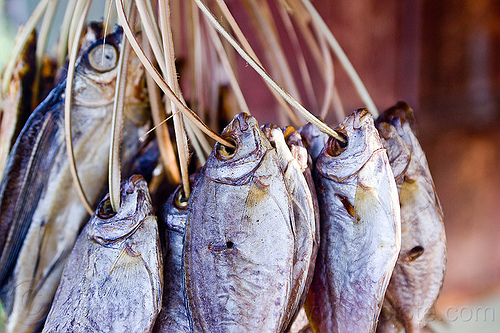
[42,175,162,333]
[376,102,447,333]
[0,31,36,178]
[305,109,401,333]
[0,27,150,333]
[153,184,192,333]
[183,112,295,332]
[261,124,318,328]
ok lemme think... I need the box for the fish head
[316,109,383,181]
[72,26,149,125]
[377,121,411,183]
[376,101,417,137]
[298,122,328,162]
[88,174,154,246]
[205,112,272,184]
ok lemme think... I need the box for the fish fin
[245,176,294,236]
[353,182,380,223]
[0,101,63,286]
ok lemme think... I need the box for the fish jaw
[205,112,272,184]
[316,109,383,182]
[88,175,153,247]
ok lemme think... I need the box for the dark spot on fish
[405,246,424,262]
[326,130,348,157]
[97,198,116,219]
[208,241,233,252]
[335,194,355,218]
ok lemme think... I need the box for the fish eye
[326,130,348,157]
[216,138,237,159]
[97,198,117,219]
[406,245,424,262]
[88,44,118,72]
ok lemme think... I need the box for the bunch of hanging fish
[0,27,446,333]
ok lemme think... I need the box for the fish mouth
[130,174,145,186]
[353,108,372,129]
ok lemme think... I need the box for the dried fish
[0,31,36,178]
[0,27,149,332]
[305,109,401,333]
[261,124,318,328]
[376,102,446,333]
[153,185,192,333]
[183,112,295,332]
[43,175,162,333]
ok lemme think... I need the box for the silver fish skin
[42,175,162,333]
[261,124,318,329]
[183,112,295,333]
[298,122,328,163]
[305,109,401,333]
[153,185,192,333]
[0,27,149,332]
[376,102,446,333]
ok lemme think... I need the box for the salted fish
[376,102,447,333]
[42,175,162,333]
[0,26,149,332]
[305,109,401,333]
[183,112,295,332]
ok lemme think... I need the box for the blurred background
[1,0,499,332]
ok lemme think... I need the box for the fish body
[42,175,162,333]
[0,30,36,178]
[376,102,446,333]
[183,113,295,332]
[261,124,318,328]
[0,27,149,332]
[305,109,401,333]
[153,185,192,333]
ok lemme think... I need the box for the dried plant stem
[248,0,302,105]
[116,0,235,148]
[135,0,167,74]
[197,0,345,142]
[1,0,49,93]
[109,3,135,212]
[57,0,77,67]
[67,0,87,58]
[303,0,379,117]
[32,0,58,107]
[277,3,318,111]
[215,0,299,126]
[205,18,249,114]
[184,121,207,165]
[159,0,190,199]
[318,27,334,120]
[143,26,181,185]
[316,23,344,121]
[64,0,93,215]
